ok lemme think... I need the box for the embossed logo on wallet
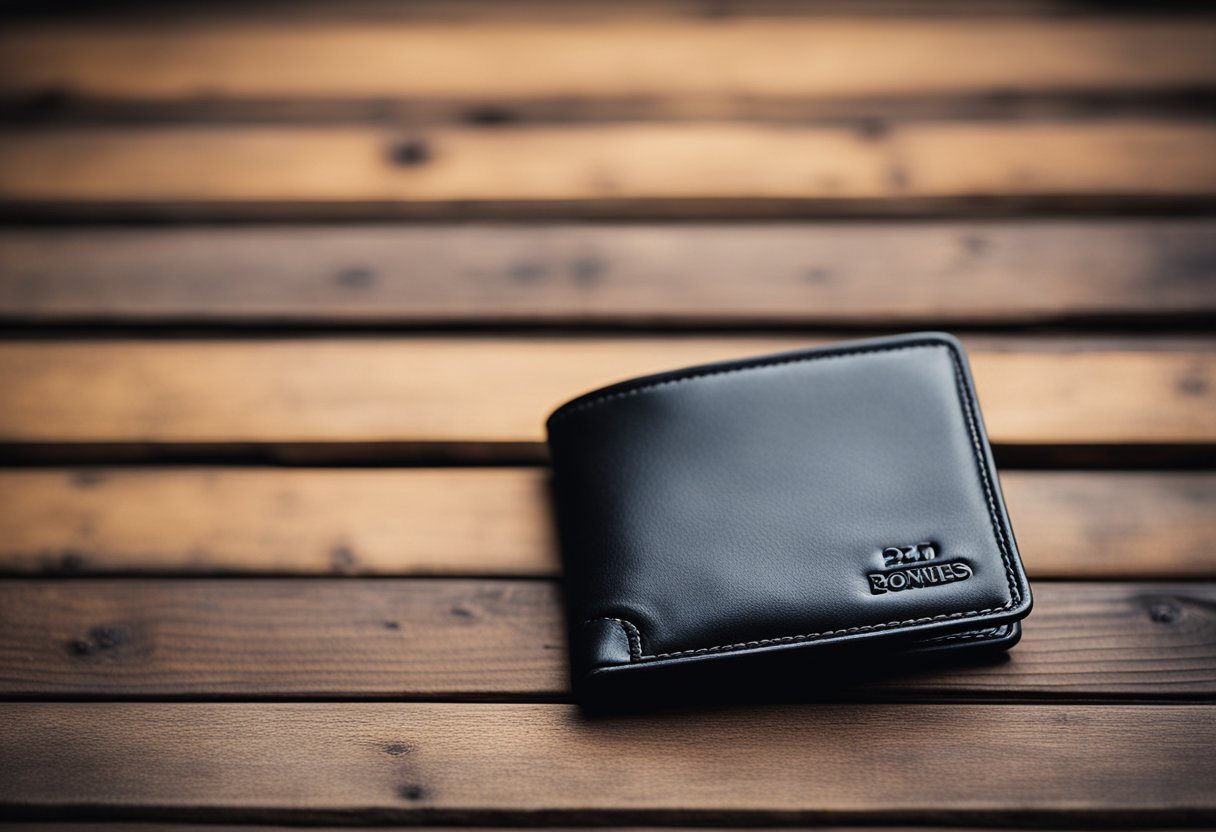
[868,543,973,595]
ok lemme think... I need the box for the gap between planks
[5,828,1181,832]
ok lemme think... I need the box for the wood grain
[1,701,1212,823]
[2,122,1214,218]
[0,579,564,699]
[0,469,1212,579]
[0,468,555,576]
[2,17,1213,111]
[0,580,1211,699]
[3,221,1213,326]
[1,5,1211,827]
[0,338,1211,446]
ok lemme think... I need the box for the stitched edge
[572,339,1024,663]
[920,625,1008,646]
[942,342,1023,609]
[589,618,1004,661]
[644,608,1011,660]
[588,617,643,661]
[554,340,943,423]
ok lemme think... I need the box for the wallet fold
[547,333,1032,707]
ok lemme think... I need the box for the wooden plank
[999,472,1216,579]
[0,580,1212,699]
[0,467,555,577]
[3,221,1214,326]
[0,338,1211,446]
[2,122,1214,218]
[1,702,1212,824]
[0,579,564,699]
[2,18,1213,112]
[1,469,1212,579]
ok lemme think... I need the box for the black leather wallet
[547,333,1032,708]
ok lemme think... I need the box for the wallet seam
[568,339,1022,663]
[921,625,1006,645]
[589,617,644,659]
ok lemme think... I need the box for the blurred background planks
[0,0,1214,827]
[1,221,1214,325]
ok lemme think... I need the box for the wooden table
[1,1,1215,828]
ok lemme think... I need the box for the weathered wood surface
[0,579,563,699]
[2,122,1215,218]
[1,702,1213,824]
[0,581,1211,699]
[1,469,1211,578]
[2,16,1213,120]
[0,338,1211,446]
[0,2,1213,827]
[3,221,1213,326]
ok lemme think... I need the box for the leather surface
[547,332,1032,705]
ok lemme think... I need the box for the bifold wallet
[546,333,1032,708]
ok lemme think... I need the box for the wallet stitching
[921,626,1007,646]
[644,610,1009,661]
[556,340,959,423]
[568,340,1023,663]
[588,617,643,659]
[942,343,1022,610]
[595,615,1004,663]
